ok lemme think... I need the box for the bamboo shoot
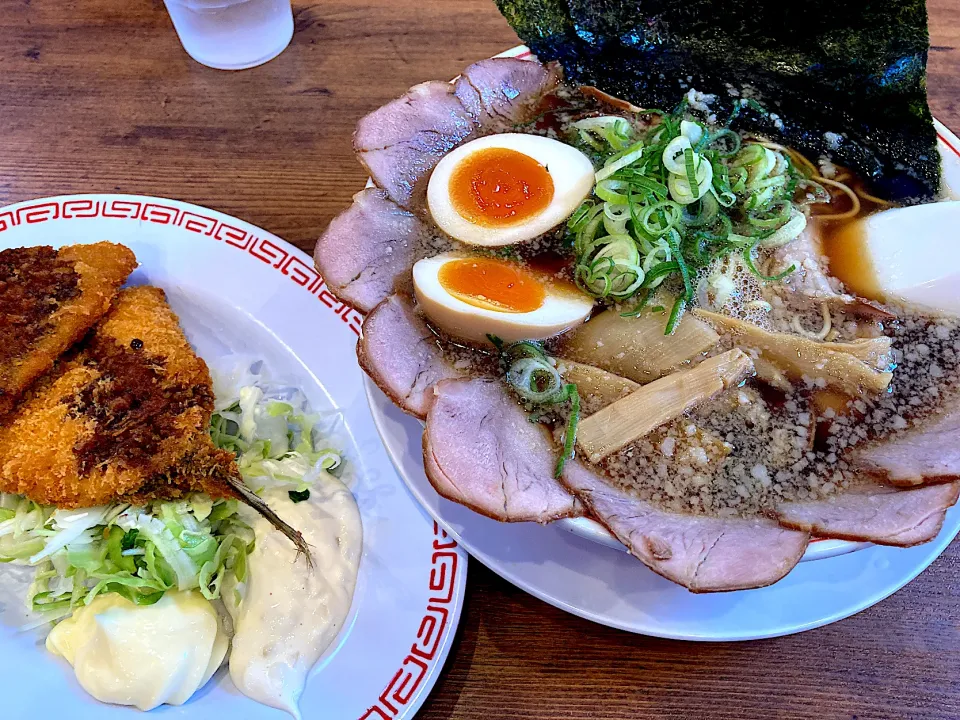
[695,310,893,396]
[577,349,755,463]
[556,306,719,384]
[556,360,641,415]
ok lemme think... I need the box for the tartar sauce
[46,590,228,711]
[229,474,362,718]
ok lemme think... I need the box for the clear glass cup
[163,0,294,71]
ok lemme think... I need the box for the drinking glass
[163,0,294,70]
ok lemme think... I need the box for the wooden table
[1,1,958,718]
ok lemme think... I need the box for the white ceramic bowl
[368,44,960,566]
[488,44,960,564]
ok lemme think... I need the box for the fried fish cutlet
[0,242,137,418]
[0,285,310,559]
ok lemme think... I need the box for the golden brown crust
[0,285,237,508]
[0,242,136,418]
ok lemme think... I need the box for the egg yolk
[438,257,546,313]
[449,148,555,227]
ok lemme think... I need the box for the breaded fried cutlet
[0,285,311,558]
[0,286,234,507]
[0,242,137,418]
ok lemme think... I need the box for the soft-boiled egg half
[427,134,595,247]
[824,200,960,316]
[413,251,595,344]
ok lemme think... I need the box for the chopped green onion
[495,342,582,478]
[568,96,806,335]
[743,241,798,281]
[288,489,311,504]
[554,384,581,478]
[665,297,687,334]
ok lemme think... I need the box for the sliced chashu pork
[559,461,810,592]
[358,294,462,419]
[851,402,960,486]
[354,57,561,209]
[423,377,582,523]
[453,57,561,127]
[314,188,431,313]
[777,482,960,546]
[354,81,475,209]
[773,223,844,300]
[770,223,895,320]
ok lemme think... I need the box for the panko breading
[0,286,236,507]
[0,242,137,418]
[0,285,311,560]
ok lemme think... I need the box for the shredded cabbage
[210,374,343,495]
[0,363,342,625]
[2,494,255,620]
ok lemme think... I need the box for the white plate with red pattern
[0,195,466,719]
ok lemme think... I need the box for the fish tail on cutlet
[0,281,312,561]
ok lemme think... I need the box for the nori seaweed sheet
[495,0,941,201]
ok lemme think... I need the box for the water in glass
[163,0,294,70]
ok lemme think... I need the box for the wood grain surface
[0,1,958,718]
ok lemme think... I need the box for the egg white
[831,200,960,316]
[413,251,595,345]
[427,134,595,248]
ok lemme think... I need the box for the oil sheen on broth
[433,209,960,518]
[414,89,958,522]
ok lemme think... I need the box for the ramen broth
[600,309,960,515]
[412,90,956,520]
[422,208,958,517]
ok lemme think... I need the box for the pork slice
[354,81,477,208]
[851,403,960,486]
[453,57,561,128]
[772,223,846,300]
[314,188,427,313]
[422,378,582,523]
[769,224,897,320]
[358,294,461,419]
[776,482,960,547]
[559,461,810,592]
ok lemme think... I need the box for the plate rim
[0,192,468,720]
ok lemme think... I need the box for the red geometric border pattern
[359,522,461,720]
[0,197,364,336]
[940,133,960,161]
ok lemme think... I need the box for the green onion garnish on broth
[491,338,582,477]
[554,383,580,478]
[566,100,819,334]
